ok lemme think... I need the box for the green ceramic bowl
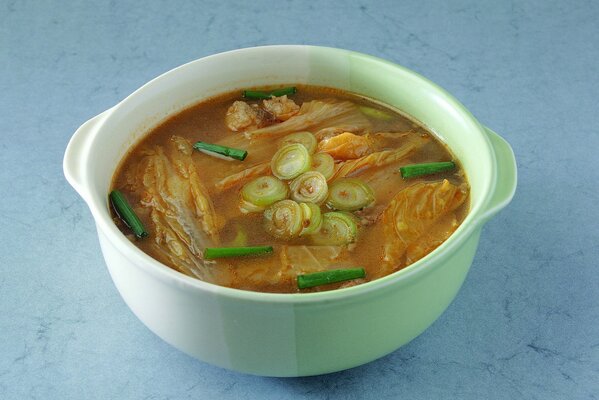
[63,45,517,376]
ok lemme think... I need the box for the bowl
[63,45,517,377]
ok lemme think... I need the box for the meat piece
[262,95,300,121]
[225,101,274,132]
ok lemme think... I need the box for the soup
[110,85,469,293]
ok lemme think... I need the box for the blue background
[1,0,598,398]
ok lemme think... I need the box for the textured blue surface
[1,0,598,398]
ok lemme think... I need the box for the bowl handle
[478,126,517,222]
[63,109,112,202]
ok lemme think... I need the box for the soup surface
[111,85,469,293]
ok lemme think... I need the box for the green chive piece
[399,161,456,179]
[193,141,248,161]
[203,246,274,259]
[242,87,297,100]
[109,190,148,239]
[297,267,366,289]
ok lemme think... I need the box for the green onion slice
[359,106,393,120]
[311,152,335,180]
[326,179,375,211]
[297,267,366,289]
[299,202,323,236]
[204,246,273,259]
[290,171,328,205]
[311,211,358,246]
[193,141,248,161]
[240,176,288,213]
[399,161,456,179]
[279,131,317,154]
[242,87,297,100]
[263,199,304,240]
[271,143,311,180]
[109,190,148,239]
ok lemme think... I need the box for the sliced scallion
[240,176,288,213]
[290,171,328,205]
[109,190,148,239]
[263,199,304,239]
[204,246,273,259]
[297,267,366,289]
[399,161,456,179]
[271,143,311,180]
[311,152,335,180]
[279,131,317,154]
[299,202,323,236]
[310,211,358,246]
[326,179,375,211]
[243,87,297,99]
[193,141,248,161]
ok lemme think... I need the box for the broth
[111,85,469,293]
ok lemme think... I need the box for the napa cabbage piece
[317,131,375,160]
[149,209,210,280]
[214,131,279,175]
[379,179,468,275]
[138,136,220,279]
[405,213,459,265]
[209,133,279,192]
[331,134,429,179]
[221,246,348,291]
[279,245,350,275]
[315,126,352,141]
[213,131,328,192]
[246,99,371,138]
[215,161,271,191]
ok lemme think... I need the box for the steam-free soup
[110,85,469,293]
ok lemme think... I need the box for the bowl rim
[82,45,496,304]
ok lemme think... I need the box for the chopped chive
[242,87,297,100]
[297,268,366,289]
[203,246,273,259]
[399,161,456,179]
[109,190,148,239]
[193,141,248,161]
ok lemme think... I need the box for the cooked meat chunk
[262,95,300,121]
[225,101,274,131]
